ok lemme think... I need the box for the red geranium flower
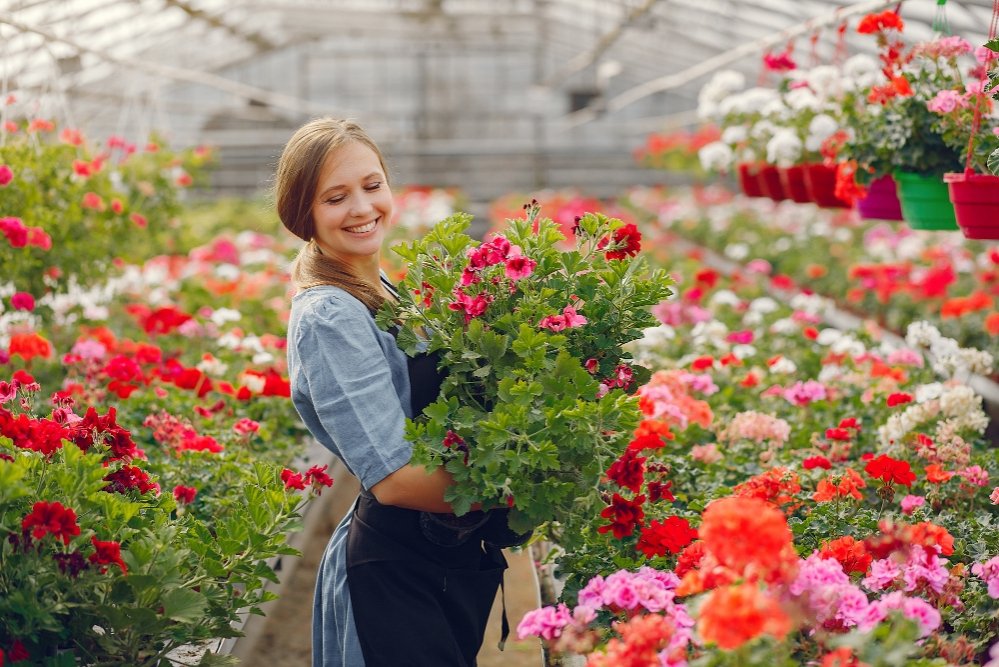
[636,516,698,558]
[21,501,81,545]
[597,223,642,260]
[864,454,916,487]
[597,493,646,539]
[886,392,913,407]
[88,536,128,574]
[606,448,646,494]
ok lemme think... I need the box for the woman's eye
[365,182,382,191]
[326,196,345,205]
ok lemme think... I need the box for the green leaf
[989,147,999,177]
[161,588,208,622]
[986,37,999,53]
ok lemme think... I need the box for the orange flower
[821,647,868,667]
[697,583,792,650]
[698,496,795,582]
[819,535,873,574]
[813,468,866,502]
[9,331,53,361]
[986,312,999,336]
[806,264,828,279]
[925,463,954,484]
[733,467,801,509]
[908,521,954,556]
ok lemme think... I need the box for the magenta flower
[10,292,35,311]
[0,164,13,186]
[504,253,536,280]
[539,305,587,332]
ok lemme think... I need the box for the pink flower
[81,192,105,211]
[958,465,990,487]
[971,556,999,598]
[516,604,573,641]
[990,487,999,504]
[539,305,587,332]
[27,227,52,250]
[130,213,148,228]
[504,253,536,280]
[1,217,27,247]
[900,494,925,515]
[10,292,35,311]
[233,417,260,436]
[926,89,967,114]
[726,330,754,344]
[0,164,13,186]
[783,380,829,406]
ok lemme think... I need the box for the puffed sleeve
[294,295,412,490]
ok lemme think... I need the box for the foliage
[378,204,673,541]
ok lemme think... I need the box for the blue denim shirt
[286,284,414,667]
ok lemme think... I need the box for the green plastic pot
[893,170,958,231]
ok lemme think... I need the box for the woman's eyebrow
[317,172,383,196]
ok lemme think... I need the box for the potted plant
[838,12,971,231]
[695,71,781,199]
[938,38,999,239]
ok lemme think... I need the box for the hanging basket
[944,171,999,240]
[736,163,766,198]
[894,170,958,231]
[855,174,904,221]
[758,165,788,201]
[778,165,812,203]
[803,163,850,208]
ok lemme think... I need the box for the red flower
[825,427,852,441]
[886,392,913,407]
[864,454,916,487]
[173,485,197,504]
[597,493,646,539]
[88,536,128,574]
[281,468,307,491]
[636,516,697,558]
[856,10,904,34]
[103,465,159,495]
[597,223,642,260]
[606,448,646,493]
[21,501,80,545]
[8,640,29,662]
[803,456,832,470]
[305,464,335,494]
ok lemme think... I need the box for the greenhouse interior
[2,0,999,665]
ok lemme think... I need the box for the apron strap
[498,569,510,651]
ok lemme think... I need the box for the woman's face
[310,141,393,271]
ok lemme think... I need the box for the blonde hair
[275,117,390,313]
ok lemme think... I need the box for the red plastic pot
[803,163,850,208]
[758,165,788,201]
[778,165,812,204]
[945,171,999,240]
[855,174,903,221]
[736,163,766,198]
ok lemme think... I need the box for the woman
[278,117,507,667]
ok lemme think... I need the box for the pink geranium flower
[0,164,13,186]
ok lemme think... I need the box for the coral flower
[697,583,792,650]
[698,496,795,581]
[865,454,916,487]
[8,331,53,361]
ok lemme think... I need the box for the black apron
[346,289,507,666]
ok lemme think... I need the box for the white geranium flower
[721,125,748,145]
[766,129,803,167]
[699,141,735,172]
[785,87,822,112]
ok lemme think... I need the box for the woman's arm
[369,463,457,513]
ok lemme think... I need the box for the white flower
[698,141,735,172]
[197,354,229,377]
[770,356,798,374]
[725,243,750,261]
[698,70,747,118]
[766,129,803,167]
[785,87,822,112]
[252,351,275,365]
[749,297,779,314]
[805,114,839,152]
[816,328,843,346]
[721,125,748,145]
[210,307,243,326]
[709,289,742,308]
[843,54,881,87]
[805,66,843,100]
[915,382,945,402]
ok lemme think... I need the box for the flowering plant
[985,38,999,175]
[835,13,972,189]
[378,202,673,537]
[696,70,779,173]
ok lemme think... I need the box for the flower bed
[619,185,999,364]
[481,195,999,665]
[0,122,333,664]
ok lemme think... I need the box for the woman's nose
[350,195,374,217]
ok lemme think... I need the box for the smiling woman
[276,117,509,667]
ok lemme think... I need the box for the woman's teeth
[345,220,377,234]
